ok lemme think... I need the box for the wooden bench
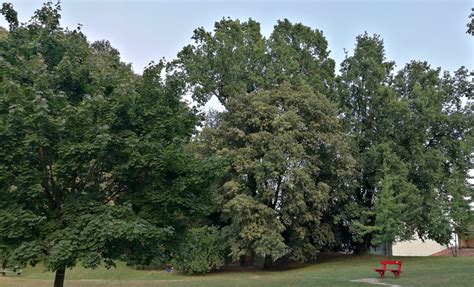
[374,260,402,278]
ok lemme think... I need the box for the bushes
[172,226,225,274]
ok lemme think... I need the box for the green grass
[0,255,473,287]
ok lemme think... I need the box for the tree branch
[273,175,282,209]
[37,146,56,209]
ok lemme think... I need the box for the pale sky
[1,0,473,75]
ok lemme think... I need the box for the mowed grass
[0,255,473,287]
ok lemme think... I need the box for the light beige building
[370,211,474,256]
[387,222,474,256]
[392,237,447,256]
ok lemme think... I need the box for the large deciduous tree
[199,84,352,267]
[172,18,335,108]
[0,3,219,286]
[175,18,353,265]
[390,63,472,245]
[338,33,473,252]
[336,33,397,252]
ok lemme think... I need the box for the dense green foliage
[174,18,355,266]
[0,2,221,286]
[172,18,335,107]
[176,16,472,259]
[337,34,473,250]
[172,226,225,274]
[197,84,353,265]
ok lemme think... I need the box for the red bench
[374,260,402,278]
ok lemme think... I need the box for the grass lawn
[0,255,473,287]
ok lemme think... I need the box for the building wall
[460,238,474,248]
[392,238,447,256]
[369,243,389,255]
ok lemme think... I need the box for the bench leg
[378,270,385,278]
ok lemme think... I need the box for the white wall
[392,238,447,256]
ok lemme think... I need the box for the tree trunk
[53,267,65,287]
[240,253,254,267]
[240,255,245,266]
[387,243,393,257]
[452,233,458,257]
[354,238,369,255]
[263,254,273,270]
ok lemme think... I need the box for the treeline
[0,3,472,287]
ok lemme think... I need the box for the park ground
[0,254,473,287]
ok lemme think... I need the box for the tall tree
[173,18,335,108]
[337,33,395,252]
[390,62,472,244]
[0,3,219,286]
[175,17,356,265]
[199,83,352,267]
[338,33,473,252]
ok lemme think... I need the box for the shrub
[172,226,225,274]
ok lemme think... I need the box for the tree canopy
[172,18,335,107]
[0,2,221,286]
[337,34,473,251]
[198,83,353,266]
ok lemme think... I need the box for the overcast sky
[1,0,472,75]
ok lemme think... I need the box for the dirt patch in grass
[351,278,401,287]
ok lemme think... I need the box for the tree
[390,62,473,245]
[338,33,473,252]
[174,18,354,263]
[467,7,474,35]
[0,2,220,286]
[337,33,396,252]
[173,18,335,108]
[355,144,421,248]
[199,83,352,267]
[172,17,267,106]
[267,19,335,99]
